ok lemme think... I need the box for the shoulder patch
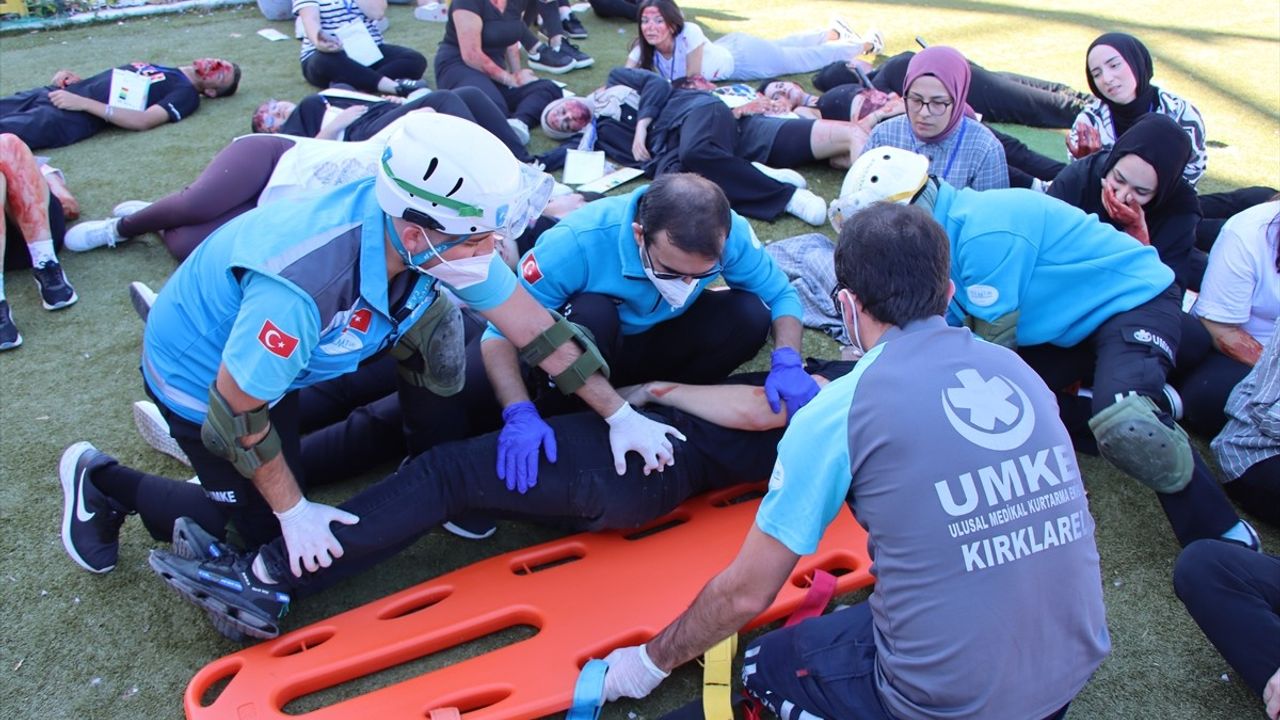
[966,284,999,307]
[258,319,300,359]
[520,253,544,284]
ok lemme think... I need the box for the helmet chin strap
[386,215,431,273]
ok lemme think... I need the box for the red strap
[784,569,837,628]
[428,709,461,720]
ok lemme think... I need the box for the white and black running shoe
[58,442,126,573]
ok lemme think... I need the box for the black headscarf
[1086,33,1159,137]
[1102,114,1191,210]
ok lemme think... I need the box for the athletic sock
[252,553,279,584]
[28,239,57,267]
[89,460,144,511]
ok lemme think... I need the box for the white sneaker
[1161,384,1184,421]
[753,162,808,189]
[132,401,192,467]
[829,16,859,44]
[507,118,531,146]
[64,218,124,252]
[414,1,447,22]
[862,27,885,55]
[111,200,151,218]
[786,188,827,226]
[128,281,157,322]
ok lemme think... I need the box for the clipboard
[334,21,383,66]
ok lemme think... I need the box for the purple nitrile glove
[764,347,820,419]
[496,401,557,494]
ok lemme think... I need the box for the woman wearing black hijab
[1066,32,1208,187]
[1050,113,1201,288]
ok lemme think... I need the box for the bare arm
[213,365,303,512]
[315,105,370,140]
[646,526,799,672]
[46,91,171,130]
[626,374,829,431]
[478,285,626,417]
[772,315,804,353]
[684,42,704,78]
[1202,317,1264,366]
[354,0,385,20]
[297,6,341,51]
[454,9,517,86]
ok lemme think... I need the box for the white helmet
[828,148,930,233]
[376,113,543,237]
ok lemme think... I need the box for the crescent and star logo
[941,368,1035,451]
[521,253,543,284]
[257,319,299,359]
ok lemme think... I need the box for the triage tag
[107,68,150,111]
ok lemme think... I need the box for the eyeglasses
[641,240,721,281]
[905,94,954,117]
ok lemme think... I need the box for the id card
[108,68,150,111]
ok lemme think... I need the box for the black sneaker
[170,517,254,642]
[0,300,21,351]
[559,39,595,70]
[526,42,574,75]
[562,11,588,39]
[58,442,127,573]
[394,78,430,97]
[171,516,234,562]
[149,549,290,641]
[33,260,78,310]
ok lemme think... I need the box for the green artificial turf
[1,2,1278,719]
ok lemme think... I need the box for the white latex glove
[604,403,687,476]
[602,644,668,701]
[274,498,360,577]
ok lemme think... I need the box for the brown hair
[633,0,685,72]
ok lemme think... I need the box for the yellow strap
[702,634,738,720]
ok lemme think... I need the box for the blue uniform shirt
[143,179,516,423]
[484,185,801,340]
[934,182,1174,347]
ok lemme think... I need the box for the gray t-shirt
[758,316,1110,720]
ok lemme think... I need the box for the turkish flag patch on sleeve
[520,253,543,284]
[258,319,300,358]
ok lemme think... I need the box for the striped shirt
[293,0,384,62]
[1211,320,1280,480]
[864,115,1009,191]
[1067,87,1207,187]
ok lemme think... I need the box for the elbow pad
[967,310,1020,349]
[518,310,609,395]
[201,384,282,478]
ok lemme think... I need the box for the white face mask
[423,252,494,289]
[836,289,867,358]
[644,268,699,309]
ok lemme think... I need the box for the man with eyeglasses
[445,173,818,497]
[55,114,683,582]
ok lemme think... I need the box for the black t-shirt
[816,84,861,122]
[279,93,431,141]
[70,63,200,123]
[437,0,531,68]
